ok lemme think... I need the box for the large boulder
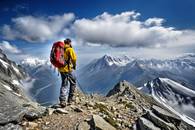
[138,117,161,130]
[77,121,91,130]
[92,115,116,130]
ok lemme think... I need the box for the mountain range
[77,54,195,95]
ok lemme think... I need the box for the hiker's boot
[60,101,67,108]
[68,95,76,104]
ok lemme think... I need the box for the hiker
[58,38,77,107]
[50,38,77,107]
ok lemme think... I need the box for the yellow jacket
[58,47,77,73]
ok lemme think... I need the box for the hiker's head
[64,38,72,48]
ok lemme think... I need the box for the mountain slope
[0,49,46,129]
[141,78,195,127]
[20,58,60,106]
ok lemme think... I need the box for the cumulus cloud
[2,11,195,49]
[0,41,21,54]
[1,13,75,43]
[73,11,195,48]
[144,18,165,26]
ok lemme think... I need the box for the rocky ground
[19,81,195,130]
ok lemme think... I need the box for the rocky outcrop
[106,80,129,97]
[135,105,195,130]
[138,117,161,130]
[106,80,195,130]
[0,50,46,129]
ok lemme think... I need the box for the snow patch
[0,59,9,68]
[13,92,22,97]
[137,87,143,90]
[2,84,12,91]
[12,80,21,86]
[21,57,48,66]
[11,65,20,74]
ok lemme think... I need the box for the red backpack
[50,41,65,68]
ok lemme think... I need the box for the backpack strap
[67,50,71,70]
[64,47,71,70]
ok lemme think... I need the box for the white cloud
[0,41,21,54]
[1,10,195,50]
[1,13,75,43]
[144,18,165,26]
[73,11,195,48]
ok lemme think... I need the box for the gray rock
[55,108,69,114]
[0,87,27,125]
[71,105,84,112]
[92,115,116,130]
[0,123,22,130]
[24,111,40,120]
[27,122,38,128]
[152,105,181,125]
[24,102,46,120]
[74,107,84,112]
[47,108,55,115]
[146,110,177,130]
[77,121,91,130]
[138,117,161,130]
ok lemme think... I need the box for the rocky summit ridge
[20,81,195,130]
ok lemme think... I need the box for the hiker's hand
[73,65,76,70]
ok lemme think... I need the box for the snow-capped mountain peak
[159,78,195,96]
[99,54,133,66]
[143,77,195,98]
[21,57,49,66]
[81,54,134,73]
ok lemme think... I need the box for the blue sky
[0,0,195,67]
[1,0,195,29]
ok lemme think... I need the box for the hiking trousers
[59,72,76,103]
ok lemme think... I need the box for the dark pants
[59,72,76,103]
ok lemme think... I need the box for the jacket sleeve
[69,48,77,67]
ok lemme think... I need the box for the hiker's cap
[64,38,71,44]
